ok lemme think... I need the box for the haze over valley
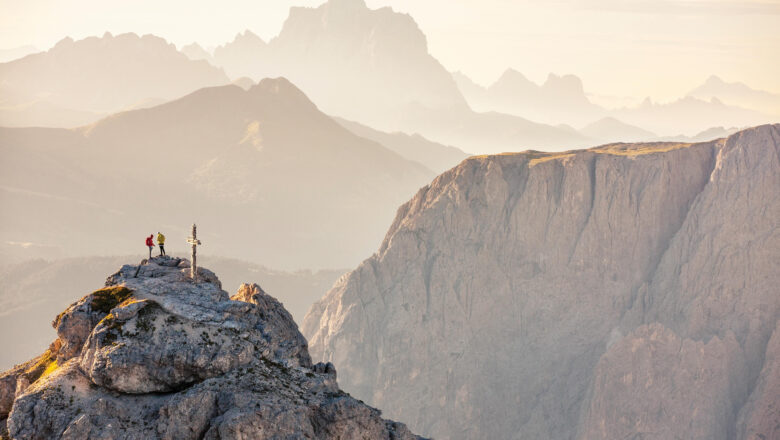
[0,1,778,439]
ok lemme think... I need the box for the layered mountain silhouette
[454,69,776,138]
[453,69,606,126]
[335,117,470,173]
[200,0,589,153]
[688,75,780,118]
[2,2,774,150]
[212,30,269,79]
[0,32,229,127]
[611,95,772,136]
[655,125,742,143]
[217,0,467,122]
[0,78,433,270]
[180,41,215,64]
[304,125,780,439]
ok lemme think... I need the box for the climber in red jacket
[145,234,154,259]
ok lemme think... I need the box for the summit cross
[186,223,202,281]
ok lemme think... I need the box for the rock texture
[0,255,345,371]
[303,125,780,439]
[0,257,422,440]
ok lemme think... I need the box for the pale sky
[1,0,779,101]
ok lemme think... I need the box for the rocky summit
[0,257,422,440]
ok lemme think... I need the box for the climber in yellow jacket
[157,232,166,256]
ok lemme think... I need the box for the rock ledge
[1,256,423,440]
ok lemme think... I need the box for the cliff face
[303,125,780,439]
[0,257,423,440]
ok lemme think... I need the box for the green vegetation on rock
[90,286,134,314]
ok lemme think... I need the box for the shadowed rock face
[0,257,423,440]
[303,125,780,439]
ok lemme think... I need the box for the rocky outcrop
[303,125,780,439]
[1,257,423,440]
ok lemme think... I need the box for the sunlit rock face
[304,125,780,440]
[0,257,424,440]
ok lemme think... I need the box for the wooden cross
[186,223,202,280]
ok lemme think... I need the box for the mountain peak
[0,257,424,439]
[0,32,229,115]
[249,76,319,109]
[543,73,585,94]
[234,29,266,45]
[488,68,537,94]
[325,0,368,10]
[52,36,74,49]
[497,68,532,84]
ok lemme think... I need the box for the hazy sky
[1,0,779,101]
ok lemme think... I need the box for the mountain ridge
[0,77,434,269]
[688,75,780,117]
[0,32,230,128]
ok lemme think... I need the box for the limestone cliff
[303,125,780,439]
[0,257,423,440]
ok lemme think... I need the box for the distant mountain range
[454,69,776,138]
[3,0,771,150]
[212,30,269,80]
[453,69,606,127]
[335,117,470,173]
[0,32,230,127]
[0,78,434,270]
[214,1,469,124]
[180,0,591,153]
[180,42,215,64]
[610,95,771,136]
[688,75,780,118]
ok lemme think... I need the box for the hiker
[145,234,154,259]
[157,231,166,256]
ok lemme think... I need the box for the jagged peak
[281,0,424,46]
[48,32,177,54]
